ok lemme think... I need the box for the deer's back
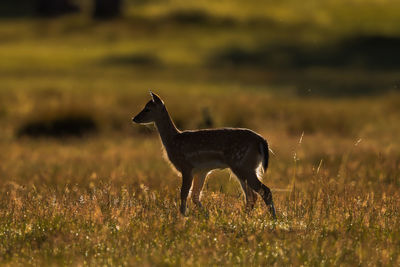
[178,128,263,149]
[166,128,266,172]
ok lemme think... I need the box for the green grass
[0,0,400,265]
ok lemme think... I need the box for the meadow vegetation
[0,0,400,265]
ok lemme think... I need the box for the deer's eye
[144,108,150,112]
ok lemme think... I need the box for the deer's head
[132,92,165,124]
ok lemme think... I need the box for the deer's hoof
[180,205,187,216]
[269,203,277,220]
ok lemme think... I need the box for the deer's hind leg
[233,168,276,219]
[239,179,258,211]
[191,171,208,208]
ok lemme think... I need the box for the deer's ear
[150,91,164,105]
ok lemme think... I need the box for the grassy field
[1,0,400,265]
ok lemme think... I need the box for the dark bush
[336,35,400,69]
[163,9,235,26]
[209,35,400,70]
[36,0,80,17]
[102,54,161,67]
[167,10,209,24]
[209,46,266,67]
[0,0,35,17]
[17,114,98,138]
[93,0,122,19]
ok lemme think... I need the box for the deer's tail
[259,139,269,172]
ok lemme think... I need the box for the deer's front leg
[180,171,193,215]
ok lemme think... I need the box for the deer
[132,92,276,219]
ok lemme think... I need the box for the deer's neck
[154,107,179,148]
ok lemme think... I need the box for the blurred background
[0,0,399,185]
[1,1,400,137]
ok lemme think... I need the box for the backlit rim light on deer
[132,92,276,219]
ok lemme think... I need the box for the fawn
[132,92,276,219]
